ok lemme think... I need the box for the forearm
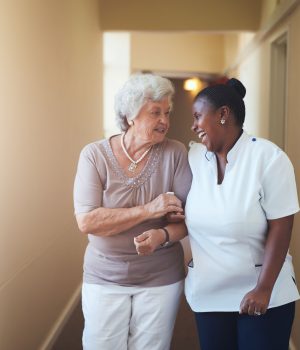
[256,215,294,292]
[152,222,188,247]
[163,222,188,244]
[239,215,294,315]
[134,221,188,255]
[76,205,150,237]
[76,192,183,237]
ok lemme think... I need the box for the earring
[220,119,225,125]
[128,119,134,126]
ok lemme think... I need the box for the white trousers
[82,280,184,350]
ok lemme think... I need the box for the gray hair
[114,73,175,131]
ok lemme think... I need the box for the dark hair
[194,78,246,127]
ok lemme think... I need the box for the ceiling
[99,0,263,32]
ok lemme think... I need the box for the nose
[159,113,170,124]
[191,119,198,132]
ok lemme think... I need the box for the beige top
[74,137,192,287]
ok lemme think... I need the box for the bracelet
[160,227,170,247]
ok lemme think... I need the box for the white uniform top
[185,131,300,312]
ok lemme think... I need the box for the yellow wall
[0,1,102,349]
[99,0,262,31]
[225,3,300,348]
[131,32,224,74]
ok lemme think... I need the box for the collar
[226,130,249,164]
[205,130,250,164]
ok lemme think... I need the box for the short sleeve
[73,145,103,215]
[260,150,299,219]
[171,142,192,205]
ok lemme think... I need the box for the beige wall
[286,6,300,348]
[238,45,271,137]
[99,0,262,31]
[260,0,279,25]
[0,1,102,349]
[260,0,298,27]
[224,32,256,73]
[131,32,224,74]
[225,3,300,348]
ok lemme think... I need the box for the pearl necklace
[120,132,152,172]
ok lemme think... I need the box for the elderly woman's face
[133,97,170,144]
[192,98,224,152]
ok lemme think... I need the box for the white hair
[114,73,175,131]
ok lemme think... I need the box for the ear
[219,105,231,124]
[219,105,230,119]
[127,119,134,126]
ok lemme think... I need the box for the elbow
[76,214,90,234]
[78,223,89,235]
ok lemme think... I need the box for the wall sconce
[183,78,202,92]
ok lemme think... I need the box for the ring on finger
[254,310,262,316]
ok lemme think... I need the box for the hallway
[1,1,300,349]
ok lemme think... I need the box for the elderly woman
[73,73,192,350]
[185,78,299,350]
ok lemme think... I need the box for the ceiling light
[183,78,202,92]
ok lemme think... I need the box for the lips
[198,131,207,140]
[154,127,167,133]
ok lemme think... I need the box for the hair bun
[227,78,246,99]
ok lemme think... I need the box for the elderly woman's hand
[144,193,183,219]
[134,229,165,256]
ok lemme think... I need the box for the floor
[52,295,200,350]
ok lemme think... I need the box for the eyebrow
[150,107,171,112]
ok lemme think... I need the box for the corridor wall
[0,1,102,349]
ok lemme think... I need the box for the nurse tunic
[185,131,300,312]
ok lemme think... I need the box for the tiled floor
[52,296,200,350]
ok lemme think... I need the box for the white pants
[82,280,184,350]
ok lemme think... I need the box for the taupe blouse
[74,136,192,287]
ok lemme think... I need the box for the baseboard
[39,283,82,350]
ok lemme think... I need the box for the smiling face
[191,97,225,153]
[133,97,171,145]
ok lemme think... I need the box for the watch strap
[160,227,170,247]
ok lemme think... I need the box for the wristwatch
[160,227,170,247]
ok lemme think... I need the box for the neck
[215,128,243,162]
[123,129,153,157]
